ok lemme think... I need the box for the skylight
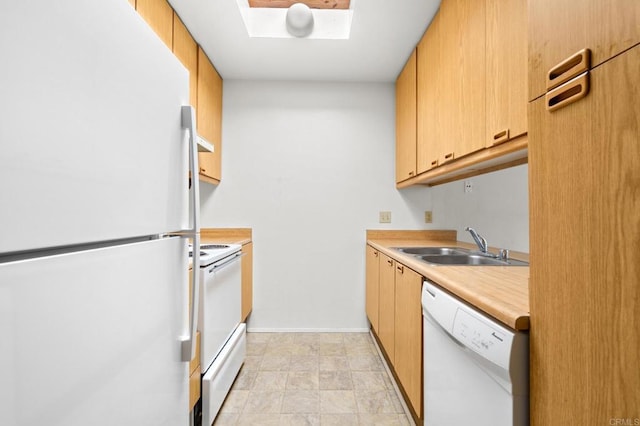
[236,0,355,39]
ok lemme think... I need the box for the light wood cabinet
[241,242,253,322]
[367,246,423,422]
[365,245,380,333]
[377,252,396,366]
[395,49,417,183]
[172,12,198,108]
[128,0,136,7]
[402,0,530,187]
[416,11,441,173]
[135,0,173,49]
[439,0,486,163]
[394,263,423,418]
[188,269,201,411]
[485,0,527,147]
[197,47,222,184]
[529,46,640,425]
[528,0,640,100]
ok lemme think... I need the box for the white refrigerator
[0,1,201,425]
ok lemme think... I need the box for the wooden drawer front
[189,368,201,410]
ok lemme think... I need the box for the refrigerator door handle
[181,105,201,236]
[173,105,201,362]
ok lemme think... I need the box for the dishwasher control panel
[452,308,512,368]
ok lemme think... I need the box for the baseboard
[246,327,371,333]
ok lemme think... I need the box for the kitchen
[1,1,638,426]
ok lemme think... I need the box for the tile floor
[212,332,412,426]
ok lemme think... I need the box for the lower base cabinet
[189,331,201,411]
[365,245,423,421]
[394,264,423,418]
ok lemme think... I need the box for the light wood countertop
[201,228,252,246]
[367,230,530,331]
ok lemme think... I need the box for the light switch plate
[379,211,391,223]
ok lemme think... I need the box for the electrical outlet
[379,211,392,223]
[464,180,473,193]
[424,210,433,223]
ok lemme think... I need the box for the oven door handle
[207,252,244,274]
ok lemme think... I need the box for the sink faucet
[465,227,488,254]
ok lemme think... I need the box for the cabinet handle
[200,167,206,173]
[547,48,591,91]
[374,251,379,257]
[397,265,404,274]
[387,259,393,266]
[430,159,439,168]
[491,128,510,146]
[409,171,415,177]
[442,152,455,164]
[546,72,589,112]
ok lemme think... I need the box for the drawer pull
[387,259,393,266]
[546,72,589,112]
[492,128,510,146]
[547,48,591,91]
[430,159,439,167]
[397,265,404,274]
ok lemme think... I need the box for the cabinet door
[365,245,380,333]
[439,0,486,163]
[485,0,527,147]
[197,47,222,183]
[241,242,253,322]
[378,253,396,365]
[528,0,640,100]
[529,46,640,425]
[172,12,198,107]
[135,0,173,49]
[394,264,423,418]
[396,49,417,183]
[417,12,441,173]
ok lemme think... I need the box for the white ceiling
[169,0,440,82]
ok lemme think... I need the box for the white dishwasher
[422,280,529,426]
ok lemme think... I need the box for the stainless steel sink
[420,254,529,266]
[393,247,470,256]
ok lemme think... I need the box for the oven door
[198,252,242,369]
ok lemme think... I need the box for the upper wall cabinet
[396,50,418,183]
[172,13,198,108]
[485,0,527,147]
[438,0,486,163]
[136,0,173,50]
[528,0,640,101]
[416,12,441,174]
[397,0,528,188]
[197,47,223,184]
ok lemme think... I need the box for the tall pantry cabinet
[528,1,640,424]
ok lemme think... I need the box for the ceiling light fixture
[286,3,314,37]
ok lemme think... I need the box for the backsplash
[430,164,529,253]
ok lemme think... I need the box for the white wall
[430,164,529,253]
[199,80,433,331]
